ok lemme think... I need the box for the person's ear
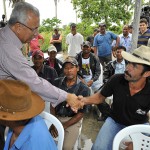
[77,66,79,72]
[143,71,150,78]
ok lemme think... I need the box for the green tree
[39,17,61,32]
[71,0,135,28]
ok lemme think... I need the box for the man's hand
[66,93,84,112]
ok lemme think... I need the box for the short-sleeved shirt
[66,33,84,56]
[112,33,132,53]
[137,29,150,47]
[54,77,90,117]
[4,116,57,150]
[101,74,150,126]
[94,31,118,57]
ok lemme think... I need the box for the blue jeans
[92,117,126,150]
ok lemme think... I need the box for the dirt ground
[80,106,104,150]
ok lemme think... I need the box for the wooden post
[131,0,142,52]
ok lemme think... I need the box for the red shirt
[30,34,44,52]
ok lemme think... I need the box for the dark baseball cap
[83,41,91,47]
[70,23,76,27]
[63,56,78,66]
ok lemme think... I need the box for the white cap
[48,45,57,52]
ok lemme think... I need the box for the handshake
[66,93,87,112]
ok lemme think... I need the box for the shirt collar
[6,117,36,149]
[120,33,131,39]
[116,59,125,65]
[62,76,81,85]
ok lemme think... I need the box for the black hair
[116,46,126,51]
[141,64,150,74]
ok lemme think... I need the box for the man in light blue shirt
[112,25,132,53]
[4,116,57,150]
[93,23,119,67]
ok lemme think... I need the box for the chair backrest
[40,111,64,150]
[113,125,150,150]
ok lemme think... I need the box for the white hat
[122,45,150,66]
[48,45,57,52]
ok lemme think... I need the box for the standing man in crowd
[79,45,150,150]
[50,28,62,53]
[138,18,150,47]
[94,23,119,67]
[66,23,84,56]
[28,33,44,56]
[0,2,82,149]
[50,56,90,150]
[112,25,132,53]
[128,24,133,34]
[87,28,100,53]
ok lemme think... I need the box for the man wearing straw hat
[79,45,150,150]
[0,80,57,150]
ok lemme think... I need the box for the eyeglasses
[18,22,38,33]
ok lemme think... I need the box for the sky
[0,0,80,26]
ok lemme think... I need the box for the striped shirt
[137,29,150,47]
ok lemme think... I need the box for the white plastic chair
[40,111,64,150]
[113,124,150,150]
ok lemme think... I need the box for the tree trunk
[131,0,142,52]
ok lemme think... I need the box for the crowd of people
[0,1,150,150]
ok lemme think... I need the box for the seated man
[75,41,101,93]
[0,79,57,150]
[32,50,58,85]
[50,56,90,150]
[32,50,58,113]
[44,45,63,77]
[103,46,128,83]
[97,46,128,121]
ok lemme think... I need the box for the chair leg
[77,134,82,150]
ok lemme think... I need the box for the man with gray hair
[0,2,82,149]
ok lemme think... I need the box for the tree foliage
[39,17,61,33]
[7,0,25,7]
[71,0,135,28]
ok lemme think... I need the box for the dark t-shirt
[101,74,150,126]
[52,34,62,52]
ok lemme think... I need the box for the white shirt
[66,32,84,56]
[82,58,92,80]
[115,59,126,74]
